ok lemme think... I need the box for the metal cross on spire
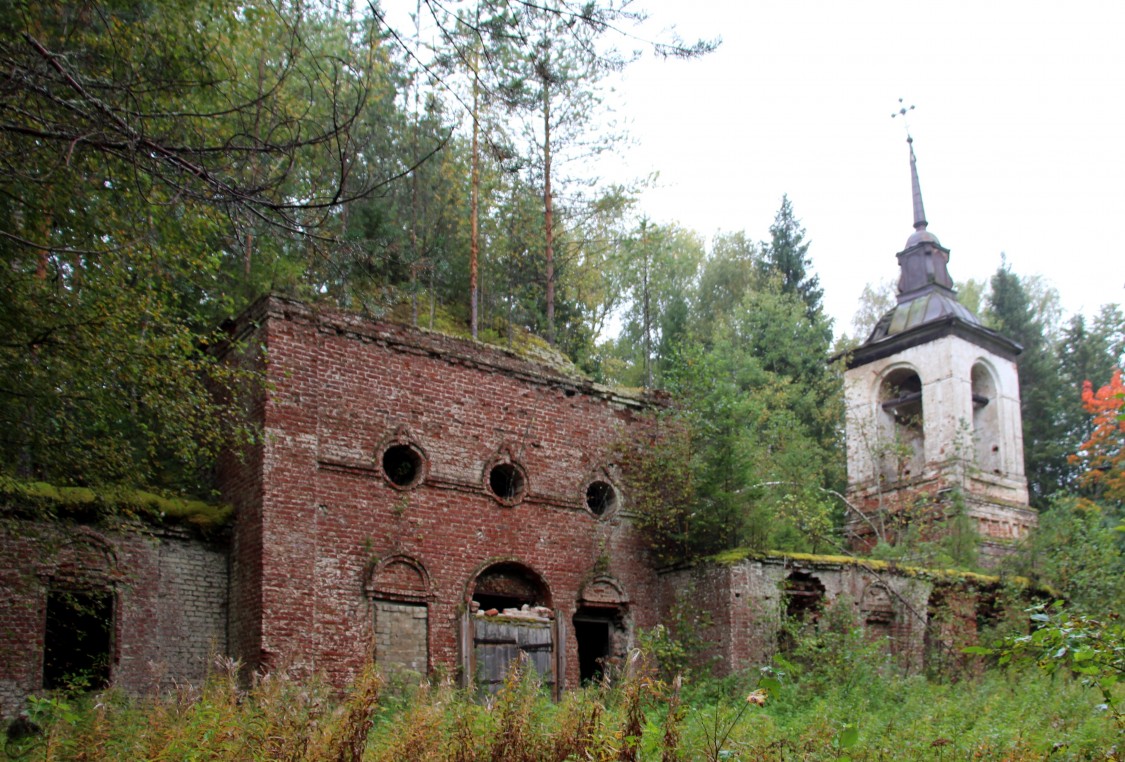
[892,98,927,232]
[891,97,916,139]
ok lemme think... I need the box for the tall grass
[4,648,1121,761]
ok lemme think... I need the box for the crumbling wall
[665,555,933,675]
[0,519,228,720]
[226,297,664,690]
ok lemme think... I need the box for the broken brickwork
[662,555,935,675]
[0,520,227,719]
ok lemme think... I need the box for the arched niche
[365,555,431,602]
[468,561,552,611]
[365,555,431,677]
[878,366,925,482]
[970,361,1001,475]
[860,583,896,641]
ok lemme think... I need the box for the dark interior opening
[585,481,617,516]
[382,443,423,487]
[574,608,616,683]
[472,562,548,611]
[779,572,826,653]
[783,571,826,621]
[488,462,526,501]
[881,371,924,430]
[44,588,112,691]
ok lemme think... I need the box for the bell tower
[843,136,1036,562]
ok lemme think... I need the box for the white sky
[603,0,1125,336]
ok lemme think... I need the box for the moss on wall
[0,476,232,535]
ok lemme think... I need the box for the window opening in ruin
[488,462,526,503]
[879,368,925,481]
[471,562,549,612]
[382,443,425,488]
[585,480,617,516]
[43,587,112,691]
[779,572,826,653]
[573,607,619,683]
[970,363,1001,474]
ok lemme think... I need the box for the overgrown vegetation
[7,628,1122,761]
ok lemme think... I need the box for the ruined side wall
[666,557,933,675]
[0,520,228,719]
[243,298,663,689]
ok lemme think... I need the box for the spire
[909,136,927,233]
[902,134,940,250]
[892,99,939,249]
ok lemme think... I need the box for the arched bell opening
[878,367,925,482]
[971,362,1001,475]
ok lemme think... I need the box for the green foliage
[864,489,982,570]
[614,415,697,565]
[660,283,844,556]
[608,220,705,388]
[758,195,826,325]
[636,586,716,681]
[969,602,1125,734]
[774,597,898,698]
[0,0,401,490]
[848,277,896,341]
[985,264,1070,505]
[1004,496,1125,616]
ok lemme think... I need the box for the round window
[487,461,527,504]
[381,443,425,489]
[585,480,617,516]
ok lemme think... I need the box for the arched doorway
[464,562,558,696]
[779,571,826,653]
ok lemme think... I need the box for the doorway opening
[573,607,621,683]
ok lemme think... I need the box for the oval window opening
[586,480,616,516]
[489,462,526,502]
[383,444,424,488]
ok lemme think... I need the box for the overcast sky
[601,0,1125,336]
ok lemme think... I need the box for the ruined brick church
[0,141,1037,715]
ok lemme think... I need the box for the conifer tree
[986,264,1069,506]
[759,195,825,323]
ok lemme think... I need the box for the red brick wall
[0,521,228,720]
[228,297,665,689]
